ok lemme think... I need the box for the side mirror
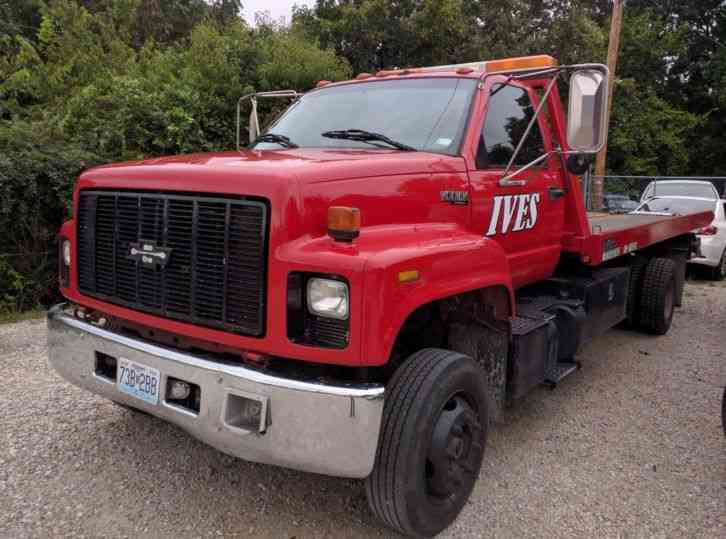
[236,90,300,151]
[567,68,609,153]
[248,96,260,144]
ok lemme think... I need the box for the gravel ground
[1,280,725,539]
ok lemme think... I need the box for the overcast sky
[242,0,315,26]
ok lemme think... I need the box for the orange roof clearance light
[485,55,558,74]
[328,206,361,242]
[316,80,331,88]
[412,55,558,76]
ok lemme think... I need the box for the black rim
[425,393,483,501]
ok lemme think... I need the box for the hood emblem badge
[128,240,172,269]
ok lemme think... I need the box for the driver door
[468,79,565,287]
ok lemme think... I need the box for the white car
[640,179,720,202]
[633,194,726,279]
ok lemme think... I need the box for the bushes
[0,120,102,313]
[0,1,350,316]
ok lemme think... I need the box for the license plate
[117,358,160,405]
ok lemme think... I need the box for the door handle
[498,178,528,187]
[548,186,566,200]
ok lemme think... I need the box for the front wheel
[365,349,489,537]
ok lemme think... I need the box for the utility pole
[592,0,624,210]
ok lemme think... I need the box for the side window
[477,84,545,168]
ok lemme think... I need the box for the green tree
[608,80,699,176]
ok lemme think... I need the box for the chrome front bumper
[47,304,384,478]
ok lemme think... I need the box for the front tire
[365,349,489,537]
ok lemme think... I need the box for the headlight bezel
[306,277,350,320]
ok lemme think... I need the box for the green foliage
[0,257,29,314]
[608,80,699,176]
[0,0,348,315]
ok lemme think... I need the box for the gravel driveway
[1,280,725,539]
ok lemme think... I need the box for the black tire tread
[639,257,676,335]
[365,348,479,536]
[625,258,647,327]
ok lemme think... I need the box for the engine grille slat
[77,190,267,336]
[307,316,349,349]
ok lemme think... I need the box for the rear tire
[639,257,676,335]
[624,258,648,328]
[365,349,489,537]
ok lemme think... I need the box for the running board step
[545,360,581,387]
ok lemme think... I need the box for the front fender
[358,224,514,366]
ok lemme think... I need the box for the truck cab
[48,55,712,537]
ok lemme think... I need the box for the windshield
[635,197,715,215]
[642,182,717,200]
[252,78,477,155]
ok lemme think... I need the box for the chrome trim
[47,303,384,478]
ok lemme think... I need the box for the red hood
[80,149,467,188]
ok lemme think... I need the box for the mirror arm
[510,67,562,81]
[502,74,559,178]
[499,152,552,185]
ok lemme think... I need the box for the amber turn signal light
[328,206,360,242]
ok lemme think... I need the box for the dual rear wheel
[627,257,677,335]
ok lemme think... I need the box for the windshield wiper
[253,133,298,148]
[321,129,417,151]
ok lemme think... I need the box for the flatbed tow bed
[566,210,712,265]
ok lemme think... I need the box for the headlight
[62,239,71,267]
[307,278,349,320]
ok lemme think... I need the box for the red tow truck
[49,55,712,537]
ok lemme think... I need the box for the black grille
[77,190,268,336]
